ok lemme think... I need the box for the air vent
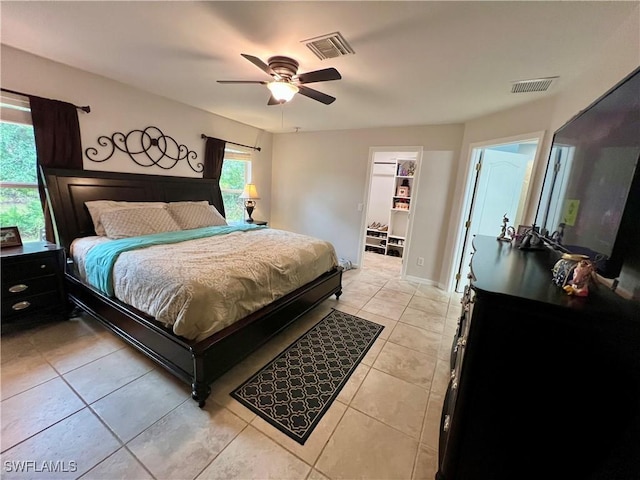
[511,77,558,93]
[302,32,355,60]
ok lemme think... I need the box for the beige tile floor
[0,252,462,480]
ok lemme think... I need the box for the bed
[43,167,343,406]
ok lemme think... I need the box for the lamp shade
[267,81,299,102]
[240,183,260,200]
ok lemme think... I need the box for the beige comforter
[71,228,338,341]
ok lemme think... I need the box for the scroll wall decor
[85,126,202,172]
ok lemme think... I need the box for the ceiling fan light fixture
[267,81,299,102]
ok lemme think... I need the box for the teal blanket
[85,224,265,296]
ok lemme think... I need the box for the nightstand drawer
[2,256,60,281]
[2,291,63,319]
[3,275,58,299]
[1,242,67,330]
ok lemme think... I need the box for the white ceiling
[1,1,637,133]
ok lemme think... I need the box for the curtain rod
[0,88,91,113]
[200,133,261,152]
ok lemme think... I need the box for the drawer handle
[8,284,28,293]
[12,301,31,311]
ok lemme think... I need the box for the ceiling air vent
[302,32,355,60]
[511,77,558,93]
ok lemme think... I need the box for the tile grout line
[120,396,195,480]
[2,256,450,478]
[0,330,113,456]
[38,341,178,479]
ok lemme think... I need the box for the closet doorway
[360,147,422,276]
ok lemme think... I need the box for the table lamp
[240,183,260,222]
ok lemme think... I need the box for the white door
[455,149,531,289]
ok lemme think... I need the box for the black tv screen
[536,67,640,278]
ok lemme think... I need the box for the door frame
[447,131,546,291]
[358,145,423,276]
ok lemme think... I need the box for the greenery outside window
[0,96,45,242]
[220,146,252,222]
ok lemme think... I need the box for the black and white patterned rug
[230,309,384,445]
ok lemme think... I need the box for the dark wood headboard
[43,168,224,251]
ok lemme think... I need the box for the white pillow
[85,200,167,236]
[100,206,181,239]
[168,201,227,230]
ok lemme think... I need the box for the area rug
[230,309,384,445]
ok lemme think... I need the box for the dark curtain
[203,136,226,217]
[30,96,83,243]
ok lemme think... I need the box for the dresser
[1,242,67,329]
[437,235,640,480]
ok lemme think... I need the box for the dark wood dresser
[1,242,67,329]
[438,235,640,480]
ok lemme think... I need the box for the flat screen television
[536,66,640,279]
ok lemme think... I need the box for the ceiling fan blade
[217,80,268,84]
[267,95,284,106]
[241,53,281,80]
[296,68,342,84]
[297,85,336,105]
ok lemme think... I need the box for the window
[0,96,44,242]
[220,146,252,222]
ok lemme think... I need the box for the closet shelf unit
[365,227,388,253]
[365,157,417,258]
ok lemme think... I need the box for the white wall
[441,5,639,289]
[0,45,274,218]
[405,150,458,284]
[271,125,465,283]
[4,1,638,291]
[271,2,637,289]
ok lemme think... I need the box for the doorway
[359,146,423,276]
[451,133,544,292]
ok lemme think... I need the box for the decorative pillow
[85,200,167,236]
[100,206,181,239]
[168,201,227,230]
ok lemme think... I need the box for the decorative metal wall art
[85,126,202,172]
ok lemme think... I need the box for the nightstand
[1,242,67,329]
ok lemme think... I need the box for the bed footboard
[67,267,343,407]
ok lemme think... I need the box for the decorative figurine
[563,259,595,297]
[552,253,589,288]
[396,179,411,197]
[551,222,566,245]
[497,213,512,242]
[518,224,544,250]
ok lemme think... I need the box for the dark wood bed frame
[43,167,342,406]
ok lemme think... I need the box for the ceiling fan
[217,54,341,105]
